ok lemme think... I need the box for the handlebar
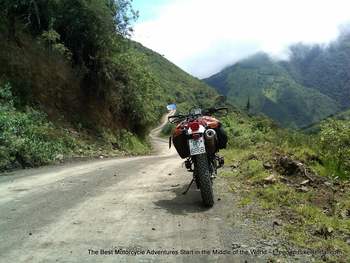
[168,114,185,124]
[168,107,228,124]
[203,107,228,115]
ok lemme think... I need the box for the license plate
[189,137,206,156]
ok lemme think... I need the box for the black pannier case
[172,133,190,158]
[215,125,228,149]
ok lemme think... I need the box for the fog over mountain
[132,0,350,78]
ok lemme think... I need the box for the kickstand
[182,179,194,195]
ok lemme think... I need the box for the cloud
[132,0,350,78]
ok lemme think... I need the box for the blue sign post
[167,104,177,111]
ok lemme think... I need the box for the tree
[1,0,137,62]
[2,0,43,40]
[246,95,251,112]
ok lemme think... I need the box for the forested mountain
[205,30,350,128]
[284,31,350,108]
[0,0,217,170]
[204,53,340,128]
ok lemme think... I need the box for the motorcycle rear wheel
[194,154,214,207]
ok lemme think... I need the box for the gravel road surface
[0,114,270,263]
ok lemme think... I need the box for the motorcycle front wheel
[194,153,214,207]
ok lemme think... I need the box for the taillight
[189,122,200,131]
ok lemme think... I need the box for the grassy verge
[220,111,350,262]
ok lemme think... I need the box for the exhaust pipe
[205,129,217,153]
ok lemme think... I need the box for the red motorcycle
[168,107,228,207]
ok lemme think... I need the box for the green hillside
[131,41,218,111]
[204,53,340,128]
[302,108,350,133]
[334,108,350,120]
[0,0,217,171]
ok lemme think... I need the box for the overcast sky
[132,0,350,78]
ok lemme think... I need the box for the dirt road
[0,114,272,263]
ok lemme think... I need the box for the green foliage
[1,0,135,61]
[0,82,154,171]
[0,1,153,136]
[53,0,118,65]
[108,49,160,135]
[41,29,60,46]
[0,82,13,106]
[114,0,139,36]
[116,129,149,155]
[220,110,275,148]
[160,123,175,137]
[100,128,149,155]
[0,0,219,173]
[255,183,350,260]
[40,29,72,59]
[221,94,350,262]
[334,109,350,121]
[221,111,350,260]
[319,120,350,178]
[0,82,76,170]
[221,108,350,179]
[255,183,310,208]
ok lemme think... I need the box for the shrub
[0,82,76,170]
[40,29,72,60]
[319,120,350,178]
[221,113,274,148]
[161,123,175,137]
[115,129,149,155]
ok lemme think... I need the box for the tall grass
[222,111,350,179]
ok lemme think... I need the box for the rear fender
[187,125,205,135]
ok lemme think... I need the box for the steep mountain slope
[0,1,218,171]
[131,41,218,111]
[283,32,350,108]
[204,53,340,128]
[0,37,218,171]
